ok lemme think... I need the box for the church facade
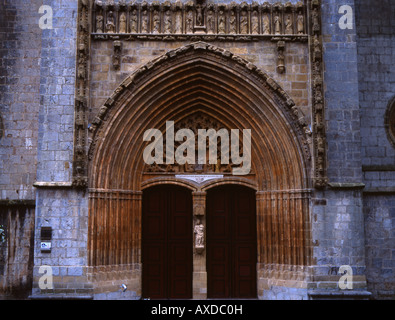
[0,0,394,300]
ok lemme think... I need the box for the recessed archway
[87,42,312,298]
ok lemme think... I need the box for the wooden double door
[142,184,257,299]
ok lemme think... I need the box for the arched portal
[87,42,312,299]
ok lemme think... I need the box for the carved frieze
[91,0,308,41]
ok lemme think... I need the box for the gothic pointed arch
[87,42,313,295]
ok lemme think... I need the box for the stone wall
[0,0,42,200]
[355,0,395,300]
[363,194,395,299]
[89,40,311,128]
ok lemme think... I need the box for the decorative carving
[106,11,116,33]
[119,12,127,33]
[152,9,160,34]
[217,8,225,34]
[96,11,104,33]
[186,8,193,33]
[274,13,281,34]
[113,40,122,70]
[141,8,149,33]
[277,41,285,74]
[297,11,304,34]
[262,13,270,35]
[309,0,327,188]
[91,1,309,39]
[228,7,237,34]
[206,6,215,34]
[251,10,259,35]
[194,218,204,252]
[239,10,248,34]
[285,14,293,34]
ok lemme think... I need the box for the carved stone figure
[77,52,86,80]
[194,219,204,248]
[141,10,149,33]
[164,10,172,34]
[251,10,259,34]
[152,10,160,34]
[262,13,270,34]
[186,10,193,33]
[130,9,138,33]
[106,11,116,33]
[218,10,225,34]
[240,10,248,34]
[196,4,204,26]
[175,10,182,33]
[285,14,293,34]
[119,12,127,33]
[274,13,281,34]
[229,10,236,34]
[96,12,104,33]
[297,12,304,34]
[206,9,214,33]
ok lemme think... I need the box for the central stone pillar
[192,191,207,299]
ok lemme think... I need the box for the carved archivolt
[92,0,307,40]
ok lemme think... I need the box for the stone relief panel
[91,0,307,40]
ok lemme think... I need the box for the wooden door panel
[207,185,257,299]
[142,186,192,299]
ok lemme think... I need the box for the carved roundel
[385,96,395,147]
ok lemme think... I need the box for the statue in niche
[297,12,304,34]
[206,8,214,33]
[152,10,160,34]
[106,11,116,33]
[96,12,104,33]
[194,219,204,249]
[164,9,172,34]
[285,14,293,34]
[119,12,127,33]
[141,9,149,33]
[218,9,225,34]
[229,10,236,34]
[196,4,205,26]
[262,13,270,34]
[175,10,182,33]
[130,9,138,33]
[251,10,259,34]
[186,10,193,33]
[240,10,248,34]
[274,13,281,34]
